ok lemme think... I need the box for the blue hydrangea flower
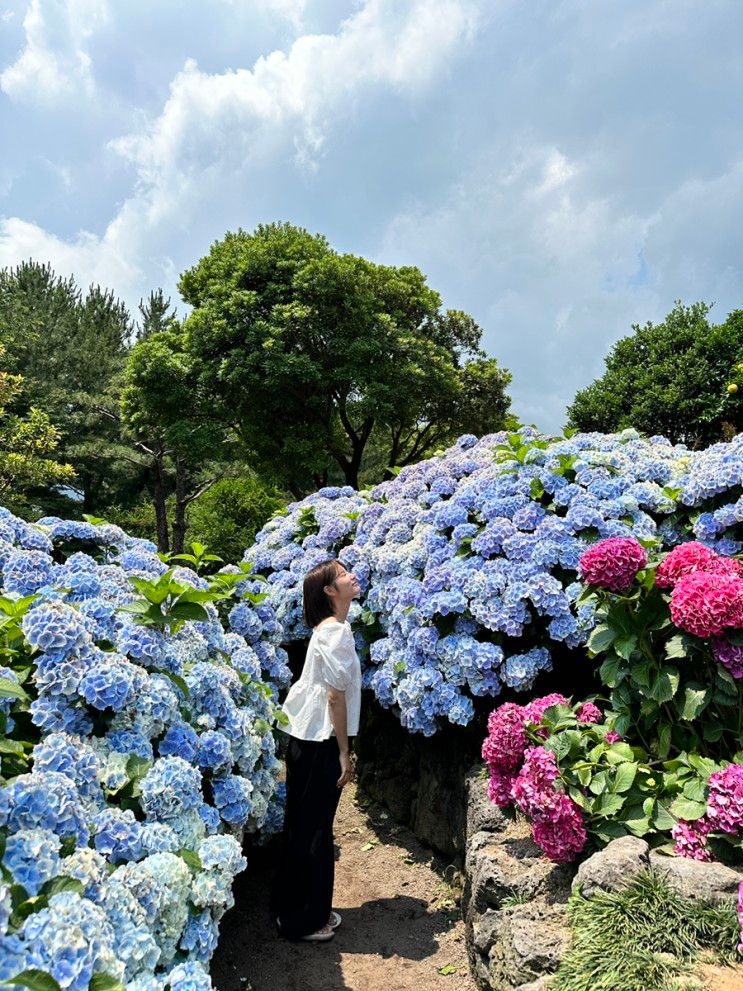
[3,828,61,895]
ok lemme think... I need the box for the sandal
[301,923,335,942]
[329,911,342,929]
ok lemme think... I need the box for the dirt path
[211,782,476,991]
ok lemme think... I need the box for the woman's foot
[328,911,342,929]
[300,923,335,942]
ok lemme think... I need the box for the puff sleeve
[317,622,355,692]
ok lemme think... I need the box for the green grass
[553,870,739,991]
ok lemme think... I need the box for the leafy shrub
[246,428,743,734]
[482,538,743,867]
[186,476,285,566]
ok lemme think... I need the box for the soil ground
[211,781,476,991]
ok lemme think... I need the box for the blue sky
[1,0,742,432]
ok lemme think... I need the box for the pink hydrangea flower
[576,701,602,724]
[487,769,516,808]
[605,730,623,744]
[712,638,743,679]
[655,541,742,590]
[482,703,528,772]
[579,537,648,593]
[738,882,743,955]
[532,794,587,864]
[672,817,714,862]
[669,572,743,638]
[706,764,743,835]
[525,693,569,726]
[512,746,560,819]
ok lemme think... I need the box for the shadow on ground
[211,839,455,991]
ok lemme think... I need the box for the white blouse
[279,619,362,742]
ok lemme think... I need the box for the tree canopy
[180,222,513,493]
[566,302,743,446]
[0,260,135,511]
[0,345,75,514]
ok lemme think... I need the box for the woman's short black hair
[302,558,341,630]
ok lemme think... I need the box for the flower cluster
[479,694,611,862]
[245,429,743,734]
[0,506,284,990]
[673,763,743,862]
[579,537,648,592]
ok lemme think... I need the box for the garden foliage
[0,510,288,991]
[245,427,743,736]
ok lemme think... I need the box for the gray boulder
[648,850,743,904]
[487,903,570,989]
[466,768,509,836]
[571,836,650,898]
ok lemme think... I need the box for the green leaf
[665,635,687,660]
[0,677,27,701]
[88,976,126,991]
[687,754,718,779]
[437,965,458,976]
[588,771,608,796]
[168,601,209,622]
[653,802,675,831]
[599,655,625,688]
[614,635,638,660]
[587,625,616,654]
[175,848,203,871]
[647,666,680,703]
[669,796,707,822]
[658,723,672,758]
[1,972,62,991]
[594,822,628,842]
[681,777,707,803]
[0,739,25,754]
[576,766,592,788]
[678,685,710,722]
[594,793,625,816]
[611,762,637,794]
[42,876,85,898]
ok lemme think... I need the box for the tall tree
[180,223,512,494]
[121,328,235,553]
[135,289,178,341]
[567,303,743,446]
[0,261,135,511]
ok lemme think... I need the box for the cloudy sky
[1,0,742,431]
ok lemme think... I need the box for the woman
[270,558,362,942]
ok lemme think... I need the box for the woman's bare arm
[327,688,352,787]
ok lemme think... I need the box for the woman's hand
[337,750,353,788]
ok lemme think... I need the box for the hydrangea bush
[483,535,743,946]
[245,428,743,735]
[0,509,287,991]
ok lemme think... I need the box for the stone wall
[462,770,743,991]
[354,694,489,859]
[462,769,575,991]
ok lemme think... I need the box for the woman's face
[328,562,360,601]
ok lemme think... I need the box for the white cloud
[0,0,480,311]
[0,0,108,103]
[378,139,720,427]
[112,0,480,179]
[0,215,146,299]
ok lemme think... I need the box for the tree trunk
[152,455,170,554]
[171,455,188,555]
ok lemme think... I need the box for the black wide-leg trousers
[270,735,343,939]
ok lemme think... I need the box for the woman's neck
[332,600,351,623]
